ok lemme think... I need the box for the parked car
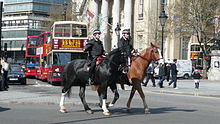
[7,64,26,85]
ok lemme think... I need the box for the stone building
[75,0,193,61]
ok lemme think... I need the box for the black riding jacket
[84,37,105,57]
[117,37,133,56]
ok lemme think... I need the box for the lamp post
[63,2,68,21]
[159,10,168,58]
[115,23,121,48]
[0,2,3,59]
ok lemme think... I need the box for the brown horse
[119,43,161,113]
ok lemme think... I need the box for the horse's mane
[101,48,121,64]
[107,48,120,56]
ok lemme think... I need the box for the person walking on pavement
[84,29,106,85]
[166,63,171,82]
[1,58,11,90]
[143,62,156,87]
[192,70,202,89]
[169,59,178,89]
[117,29,134,73]
[0,58,3,91]
[157,62,167,88]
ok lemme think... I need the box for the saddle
[84,56,104,72]
[96,56,104,66]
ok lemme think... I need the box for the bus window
[72,24,87,37]
[190,45,200,51]
[54,24,71,37]
[28,37,39,47]
[28,48,36,55]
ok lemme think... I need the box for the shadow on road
[50,107,197,124]
[0,106,11,112]
[150,107,197,114]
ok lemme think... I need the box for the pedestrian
[157,62,167,88]
[166,63,171,82]
[168,59,178,89]
[192,70,202,89]
[84,29,106,85]
[1,58,11,90]
[117,29,134,73]
[0,58,3,91]
[143,62,156,87]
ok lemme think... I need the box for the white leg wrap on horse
[59,93,66,108]
[102,99,109,113]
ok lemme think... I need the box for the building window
[138,0,144,20]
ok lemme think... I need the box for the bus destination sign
[53,39,84,50]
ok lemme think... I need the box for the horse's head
[149,43,161,61]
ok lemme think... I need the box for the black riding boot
[88,65,95,85]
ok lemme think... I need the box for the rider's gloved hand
[104,52,108,56]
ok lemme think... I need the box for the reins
[136,48,154,61]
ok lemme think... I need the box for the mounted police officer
[84,29,105,85]
[117,29,134,73]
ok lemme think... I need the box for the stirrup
[122,66,129,74]
[88,78,94,85]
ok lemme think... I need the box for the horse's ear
[151,42,160,48]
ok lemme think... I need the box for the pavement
[0,79,220,105]
[140,79,220,98]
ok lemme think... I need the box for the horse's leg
[100,86,110,115]
[79,85,93,114]
[97,87,102,108]
[135,82,150,114]
[126,85,136,112]
[109,83,119,107]
[59,88,68,113]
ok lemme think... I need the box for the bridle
[137,48,157,61]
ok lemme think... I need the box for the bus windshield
[26,57,40,69]
[28,37,39,47]
[53,52,87,65]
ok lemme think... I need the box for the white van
[154,60,192,79]
[176,60,192,79]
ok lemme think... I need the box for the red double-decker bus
[46,21,88,85]
[25,36,40,77]
[35,32,51,80]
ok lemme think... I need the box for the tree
[41,1,78,31]
[169,0,220,77]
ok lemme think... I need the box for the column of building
[111,0,120,49]
[100,0,109,50]
[124,0,132,29]
[88,0,132,51]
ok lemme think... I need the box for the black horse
[59,48,125,115]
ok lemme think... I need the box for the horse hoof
[103,112,110,116]
[86,110,94,114]
[108,103,114,107]
[60,109,68,113]
[127,108,132,113]
[145,109,151,114]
